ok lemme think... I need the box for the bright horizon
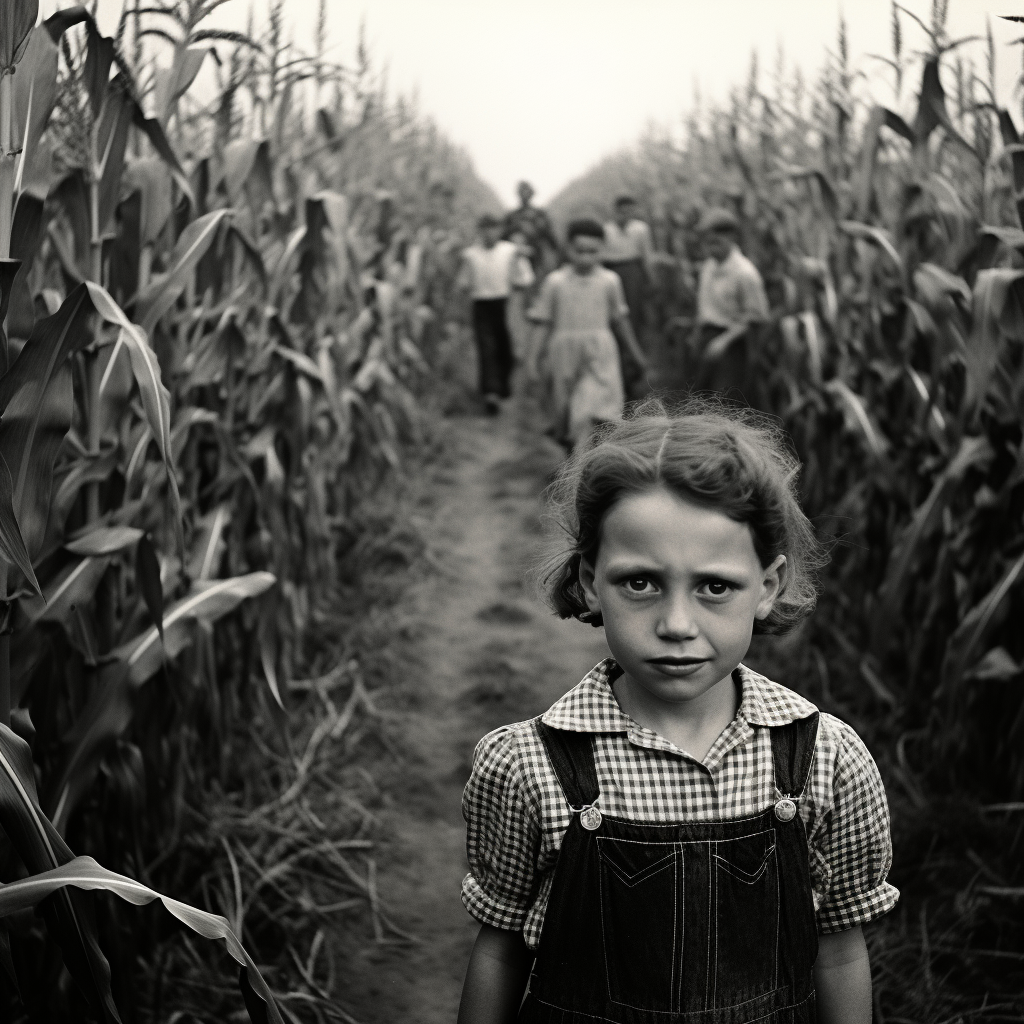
[80,1,1021,207]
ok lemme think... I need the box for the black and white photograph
[0,1,1020,1021]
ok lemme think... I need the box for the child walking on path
[459,214,534,412]
[457,402,898,1024]
[528,219,646,450]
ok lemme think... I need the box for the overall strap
[771,712,820,798]
[535,721,600,808]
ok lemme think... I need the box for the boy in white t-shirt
[458,215,534,413]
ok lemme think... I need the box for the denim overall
[520,713,820,1024]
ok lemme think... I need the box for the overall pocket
[597,837,681,1012]
[712,829,779,1006]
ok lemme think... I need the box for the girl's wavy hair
[538,397,828,635]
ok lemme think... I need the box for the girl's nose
[655,594,699,641]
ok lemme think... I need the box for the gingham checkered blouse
[462,660,898,950]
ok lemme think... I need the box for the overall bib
[520,713,820,1024]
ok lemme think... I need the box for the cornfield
[551,2,1024,1016]
[0,1,493,1021]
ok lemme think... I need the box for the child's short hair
[478,213,501,230]
[614,195,637,209]
[567,218,605,242]
[696,207,739,235]
[540,398,827,635]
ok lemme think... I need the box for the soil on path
[335,400,607,1024]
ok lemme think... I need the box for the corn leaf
[48,451,119,542]
[0,285,96,566]
[942,551,1024,693]
[94,77,137,240]
[823,379,889,459]
[0,855,284,1024]
[274,344,323,382]
[185,310,246,388]
[153,46,207,126]
[65,526,143,557]
[839,220,906,286]
[48,663,132,832]
[81,17,113,121]
[135,532,163,639]
[136,209,232,333]
[872,435,994,653]
[0,259,20,376]
[124,157,173,247]
[221,138,273,211]
[12,25,59,200]
[23,555,111,627]
[84,283,182,552]
[965,269,1024,413]
[112,571,276,686]
[131,105,194,207]
[0,725,121,1023]
[187,504,230,582]
[0,452,38,593]
[854,106,914,219]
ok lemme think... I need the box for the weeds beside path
[331,398,607,1023]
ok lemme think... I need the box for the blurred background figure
[458,214,533,413]
[602,194,654,399]
[503,181,561,280]
[505,228,536,362]
[528,219,645,451]
[692,207,769,401]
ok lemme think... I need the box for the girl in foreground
[458,401,898,1024]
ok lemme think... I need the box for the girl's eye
[700,581,732,597]
[624,577,654,594]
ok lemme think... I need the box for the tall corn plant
[0,0,488,1017]
[0,7,286,1022]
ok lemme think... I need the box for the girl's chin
[621,663,733,701]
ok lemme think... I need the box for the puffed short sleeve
[811,720,899,933]
[461,726,541,932]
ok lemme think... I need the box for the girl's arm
[527,322,553,378]
[611,313,647,370]
[457,924,533,1024]
[813,926,872,1024]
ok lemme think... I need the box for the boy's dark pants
[472,298,513,398]
[692,322,764,406]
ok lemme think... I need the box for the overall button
[580,806,603,830]
[774,797,797,822]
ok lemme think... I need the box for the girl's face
[580,485,785,715]
[569,235,602,273]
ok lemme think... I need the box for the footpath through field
[333,396,608,1023]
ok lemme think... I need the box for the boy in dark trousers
[458,214,532,412]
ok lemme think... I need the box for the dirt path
[334,399,607,1024]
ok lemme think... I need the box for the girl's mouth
[646,657,709,677]
[648,656,708,666]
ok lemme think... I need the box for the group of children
[455,197,898,1022]
[459,194,770,448]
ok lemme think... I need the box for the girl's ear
[579,557,601,613]
[754,554,787,620]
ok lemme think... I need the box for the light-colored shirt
[602,218,653,263]
[462,659,898,949]
[697,244,770,327]
[528,265,628,332]
[461,240,532,300]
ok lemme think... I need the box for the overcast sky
[82,1,1022,204]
